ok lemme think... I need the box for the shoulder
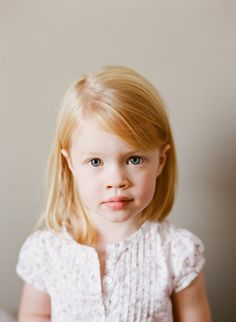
[16,228,75,292]
[151,218,205,252]
[16,230,56,292]
[20,229,55,245]
[18,229,61,256]
[153,219,206,293]
[16,227,74,273]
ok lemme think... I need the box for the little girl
[16,66,212,322]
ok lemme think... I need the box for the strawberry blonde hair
[35,65,178,245]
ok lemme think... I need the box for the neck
[88,212,142,251]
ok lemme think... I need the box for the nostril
[106,181,129,189]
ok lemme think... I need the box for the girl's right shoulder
[19,229,57,250]
[16,228,71,292]
[17,227,71,258]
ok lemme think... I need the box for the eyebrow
[80,150,146,158]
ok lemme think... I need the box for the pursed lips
[102,196,133,210]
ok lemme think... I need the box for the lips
[104,196,132,203]
[102,196,133,210]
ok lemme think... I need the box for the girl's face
[62,120,169,225]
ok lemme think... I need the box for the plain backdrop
[0,0,235,321]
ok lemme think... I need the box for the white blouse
[16,219,205,322]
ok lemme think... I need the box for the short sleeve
[16,230,50,292]
[170,228,206,293]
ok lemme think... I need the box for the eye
[89,158,102,167]
[128,156,144,165]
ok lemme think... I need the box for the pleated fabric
[16,219,205,322]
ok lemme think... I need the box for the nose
[105,166,130,190]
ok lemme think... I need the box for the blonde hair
[35,65,178,245]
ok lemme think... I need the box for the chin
[87,206,140,224]
[101,210,139,224]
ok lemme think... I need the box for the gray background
[1,0,235,321]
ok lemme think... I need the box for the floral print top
[16,219,205,322]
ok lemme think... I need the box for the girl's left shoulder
[154,218,205,251]
[152,219,206,293]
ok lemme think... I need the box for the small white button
[105,276,113,284]
[104,297,111,306]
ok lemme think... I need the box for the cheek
[74,173,99,202]
[136,172,157,202]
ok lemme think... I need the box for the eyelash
[87,156,145,167]
[128,156,145,165]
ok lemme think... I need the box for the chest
[48,245,174,322]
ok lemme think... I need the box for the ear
[61,149,74,173]
[156,144,171,177]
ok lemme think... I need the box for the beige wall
[1,0,235,321]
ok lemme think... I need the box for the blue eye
[89,158,102,167]
[128,156,144,165]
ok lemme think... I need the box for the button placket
[102,273,113,316]
[102,274,113,296]
[103,296,111,315]
[104,297,111,306]
[105,276,113,285]
[105,250,117,287]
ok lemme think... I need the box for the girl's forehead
[70,115,162,154]
[72,120,131,148]
[70,119,157,156]
[72,118,107,139]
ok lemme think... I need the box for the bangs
[76,90,168,151]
